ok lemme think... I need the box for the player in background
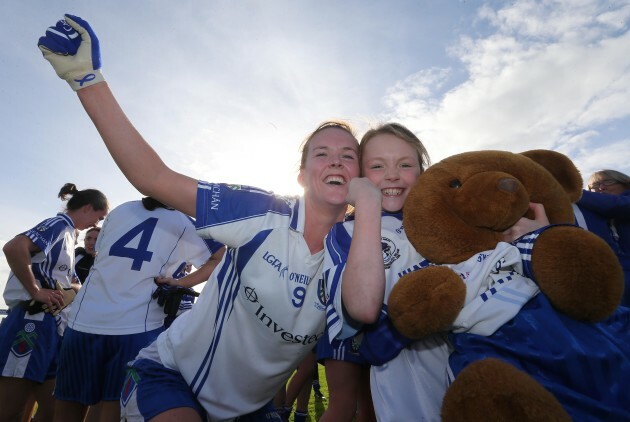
[0,183,108,421]
[53,197,222,422]
[74,226,100,283]
[38,15,360,421]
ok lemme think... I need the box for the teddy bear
[387,149,629,421]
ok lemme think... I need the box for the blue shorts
[0,305,61,382]
[316,334,368,365]
[55,327,164,405]
[121,359,283,422]
[121,358,206,421]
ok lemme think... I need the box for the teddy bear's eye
[449,179,462,189]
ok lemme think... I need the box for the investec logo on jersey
[244,287,323,345]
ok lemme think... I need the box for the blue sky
[1,0,629,308]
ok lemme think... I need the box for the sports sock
[293,410,308,422]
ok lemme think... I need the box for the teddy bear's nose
[497,177,518,192]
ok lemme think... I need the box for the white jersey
[153,182,327,420]
[67,200,213,335]
[3,213,76,329]
[324,213,540,422]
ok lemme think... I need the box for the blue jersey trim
[195,182,292,231]
[290,200,299,231]
[190,248,239,395]
[25,213,74,290]
[190,230,273,396]
[512,224,579,280]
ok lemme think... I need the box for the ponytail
[141,197,171,211]
[58,183,109,211]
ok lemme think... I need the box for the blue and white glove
[38,14,105,91]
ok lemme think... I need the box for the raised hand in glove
[38,14,105,91]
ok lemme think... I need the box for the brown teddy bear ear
[520,150,583,203]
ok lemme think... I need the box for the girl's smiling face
[361,133,422,213]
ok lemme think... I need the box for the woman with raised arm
[38,15,360,421]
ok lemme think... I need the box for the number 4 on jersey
[109,217,158,270]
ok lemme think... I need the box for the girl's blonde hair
[359,123,430,174]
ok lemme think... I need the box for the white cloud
[380,0,630,176]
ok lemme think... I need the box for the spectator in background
[574,169,630,307]
[74,227,101,283]
[0,183,108,422]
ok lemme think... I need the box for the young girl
[323,124,550,421]
[318,123,430,421]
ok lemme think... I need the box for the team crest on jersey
[381,237,401,269]
[315,278,326,311]
[10,323,38,358]
[227,184,242,190]
[37,225,47,232]
[120,368,141,406]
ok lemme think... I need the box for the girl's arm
[341,178,386,324]
[2,235,65,309]
[155,247,226,289]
